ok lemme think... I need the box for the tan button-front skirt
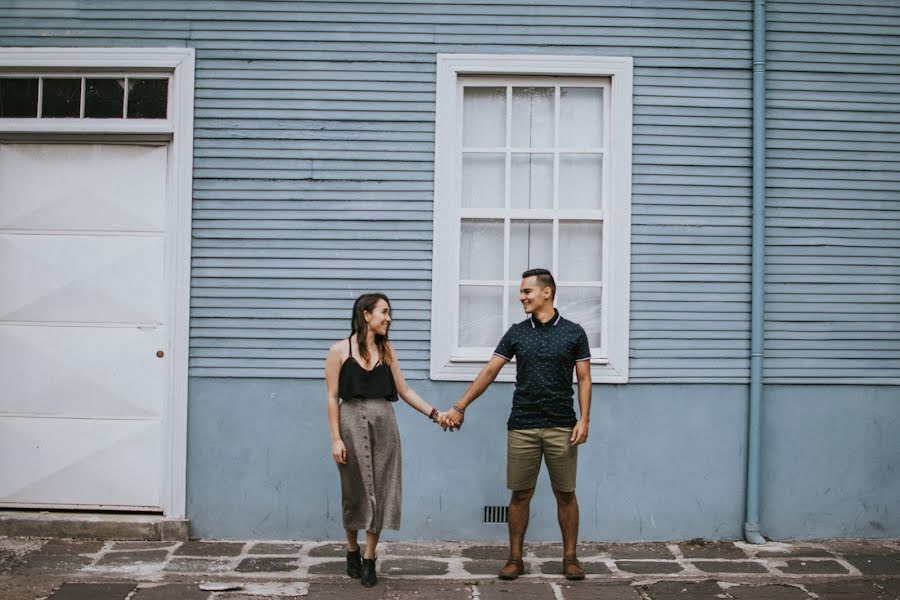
[338,398,401,532]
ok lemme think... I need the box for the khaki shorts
[507,427,578,493]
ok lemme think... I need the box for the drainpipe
[745,0,767,545]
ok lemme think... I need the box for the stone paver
[678,541,747,559]
[726,584,810,600]
[380,558,448,576]
[0,574,65,600]
[778,559,849,575]
[461,545,508,560]
[602,542,675,560]
[247,543,303,555]
[306,581,383,599]
[131,583,212,600]
[308,543,356,558]
[47,582,136,600]
[384,580,471,599]
[845,552,900,576]
[477,581,555,600]
[463,559,516,575]
[530,543,603,558]
[827,541,894,554]
[806,580,894,599]
[306,560,346,575]
[21,554,93,573]
[880,579,900,597]
[616,560,683,574]
[383,542,460,558]
[691,560,768,574]
[642,580,724,600]
[39,540,104,555]
[756,545,833,558]
[538,559,611,575]
[558,583,643,600]
[95,550,169,567]
[235,557,299,572]
[173,542,244,557]
[163,558,234,573]
[109,542,176,551]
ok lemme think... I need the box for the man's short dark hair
[522,268,556,299]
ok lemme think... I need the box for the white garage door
[0,143,169,511]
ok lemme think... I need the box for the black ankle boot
[346,548,362,579]
[361,556,377,587]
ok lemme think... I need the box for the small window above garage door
[0,75,169,120]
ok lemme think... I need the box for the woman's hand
[332,439,347,465]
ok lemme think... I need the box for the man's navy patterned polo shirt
[493,310,591,431]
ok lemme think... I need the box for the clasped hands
[432,404,465,431]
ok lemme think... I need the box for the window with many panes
[0,75,169,119]
[431,55,632,383]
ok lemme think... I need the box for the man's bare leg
[498,487,536,579]
[553,489,579,559]
[508,487,536,559]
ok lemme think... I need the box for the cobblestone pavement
[0,537,898,599]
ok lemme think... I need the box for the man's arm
[570,360,592,445]
[441,355,508,428]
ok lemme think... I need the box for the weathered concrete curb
[0,511,189,541]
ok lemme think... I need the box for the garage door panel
[0,325,165,419]
[0,417,161,509]
[0,141,168,511]
[0,234,165,324]
[0,144,167,232]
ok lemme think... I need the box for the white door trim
[0,47,195,518]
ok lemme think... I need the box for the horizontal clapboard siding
[3,1,755,381]
[765,0,900,384]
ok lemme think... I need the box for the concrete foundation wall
[187,379,899,541]
[760,386,900,540]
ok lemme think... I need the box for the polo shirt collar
[530,309,561,328]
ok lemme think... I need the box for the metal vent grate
[483,505,508,524]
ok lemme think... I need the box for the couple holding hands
[324,269,592,587]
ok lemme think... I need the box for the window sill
[430,360,628,383]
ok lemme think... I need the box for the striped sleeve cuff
[493,352,512,362]
[575,356,592,362]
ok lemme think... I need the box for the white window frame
[0,47,195,518]
[430,54,632,383]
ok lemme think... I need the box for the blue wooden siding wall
[2,1,897,384]
[765,1,900,384]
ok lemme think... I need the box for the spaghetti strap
[348,336,353,358]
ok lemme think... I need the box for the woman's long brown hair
[351,293,392,366]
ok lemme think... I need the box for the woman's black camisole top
[338,337,398,402]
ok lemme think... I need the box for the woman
[324,293,442,587]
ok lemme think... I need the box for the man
[442,268,592,580]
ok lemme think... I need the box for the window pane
[510,220,552,279]
[557,286,602,347]
[127,78,168,119]
[511,87,553,148]
[559,87,604,148]
[463,86,506,147]
[559,154,602,210]
[460,219,504,280]
[0,78,38,117]
[42,78,81,118]
[84,78,124,118]
[462,153,505,208]
[511,153,553,210]
[459,286,503,346]
[559,221,602,281]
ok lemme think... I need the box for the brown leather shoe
[563,557,585,580]
[498,558,525,580]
